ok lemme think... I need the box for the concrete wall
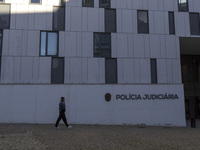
[0,84,186,126]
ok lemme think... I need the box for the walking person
[55,97,72,129]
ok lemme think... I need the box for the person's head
[61,97,65,102]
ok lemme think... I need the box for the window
[82,0,94,7]
[94,33,111,58]
[51,57,64,84]
[169,12,175,35]
[150,59,157,84]
[0,30,2,79]
[105,9,116,32]
[30,0,41,4]
[178,0,188,12]
[0,4,10,29]
[189,13,200,35]
[105,58,117,84]
[40,31,58,56]
[53,6,65,31]
[100,0,110,8]
[137,10,149,34]
[0,0,5,3]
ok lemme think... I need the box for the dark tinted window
[105,58,117,84]
[94,33,111,58]
[190,13,200,35]
[138,10,149,34]
[105,9,116,32]
[40,32,58,56]
[169,12,175,35]
[100,0,110,8]
[53,6,65,31]
[151,59,157,84]
[0,4,10,29]
[31,0,41,3]
[82,0,94,7]
[51,58,64,84]
[178,0,188,12]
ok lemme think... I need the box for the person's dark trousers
[55,111,69,127]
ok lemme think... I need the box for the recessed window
[189,13,200,35]
[105,58,117,84]
[30,0,41,4]
[178,0,188,12]
[137,10,149,34]
[0,4,10,29]
[169,12,175,35]
[82,0,94,7]
[105,9,116,32]
[51,57,64,84]
[94,33,111,58]
[40,31,58,56]
[100,0,110,8]
[53,6,65,31]
[150,59,157,84]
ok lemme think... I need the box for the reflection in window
[51,57,64,84]
[137,10,149,34]
[31,0,41,4]
[82,0,94,7]
[40,32,58,56]
[178,0,188,12]
[0,4,10,29]
[94,33,111,58]
[53,6,65,31]
[100,0,110,8]
[189,13,200,35]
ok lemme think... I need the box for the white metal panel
[116,9,122,33]
[117,34,128,58]
[160,35,166,58]
[122,10,133,33]
[59,31,65,57]
[77,0,82,7]
[166,36,177,59]
[132,0,142,9]
[154,11,165,34]
[65,7,71,31]
[9,30,22,56]
[99,8,104,32]
[21,30,28,56]
[2,30,9,56]
[184,13,190,37]
[82,8,88,31]
[157,59,167,83]
[32,57,39,83]
[134,58,140,83]
[188,0,194,12]
[81,32,93,57]
[10,4,17,29]
[71,7,82,31]
[66,0,76,6]
[127,34,134,58]
[111,33,117,58]
[150,35,160,58]
[123,59,134,83]
[70,58,82,83]
[64,58,70,83]
[193,0,200,12]
[158,0,164,10]
[88,8,99,32]
[172,59,182,84]
[27,31,40,56]
[38,57,51,83]
[167,59,173,83]
[140,59,150,83]
[111,0,117,8]
[144,35,150,58]
[149,11,155,34]
[163,0,174,11]
[81,58,88,83]
[126,0,133,9]
[1,57,14,83]
[20,57,33,83]
[142,0,148,10]
[94,0,98,8]
[132,10,137,33]
[65,32,77,57]
[46,6,53,30]
[175,12,186,36]
[77,32,82,57]
[133,34,145,58]
[117,58,123,83]
[35,5,47,30]
[99,58,105,84]
[117,0,126,9]
[13,57,21,83]
[148,0,158,10]
[16,4,28,29]
[28,5,35,30]
[88,58,100,83]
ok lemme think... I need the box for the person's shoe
[55,127,60,129]
[67,126,72,129]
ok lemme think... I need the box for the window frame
[99,0,110,8]
[137,10,149,34]
[40,31,59,57]
[168,11,175,35]
[30,0,42,4]
[82,0,94,7]
[178,0,189,12]
[94,32,111,58]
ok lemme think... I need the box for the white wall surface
[0,84,186,126]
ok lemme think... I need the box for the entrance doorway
[180,37,200,120]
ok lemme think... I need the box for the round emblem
[105,93,111,102]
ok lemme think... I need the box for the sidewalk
[0,122,200,150]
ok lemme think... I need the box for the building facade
[1,0,199,126]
